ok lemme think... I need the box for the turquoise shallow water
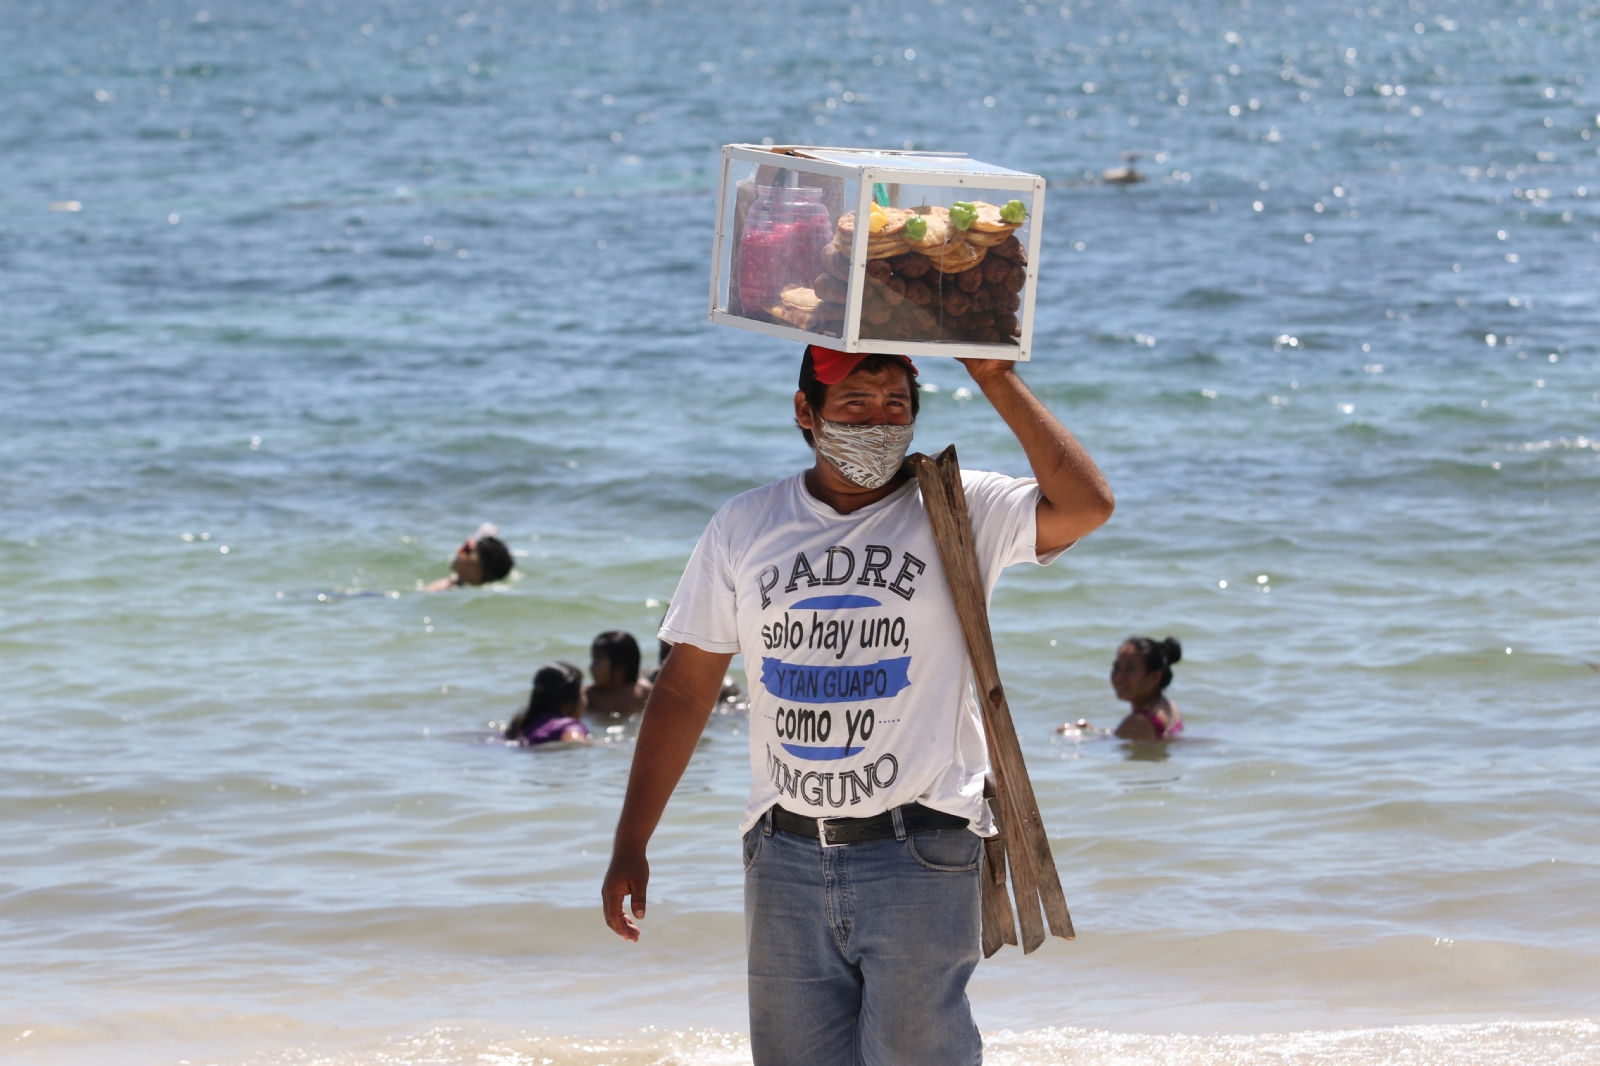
[3,0,1600,1062]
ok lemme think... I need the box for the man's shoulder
[958,467,1027,489]
[958,466,1039,503]
[712,472,804,523]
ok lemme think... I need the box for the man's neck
[803,463,913,516]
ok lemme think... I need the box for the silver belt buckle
[816,816,846,848]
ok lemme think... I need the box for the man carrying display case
[601,345,1113,1066]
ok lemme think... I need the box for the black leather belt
[770,802,969,848]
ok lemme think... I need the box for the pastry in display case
[710,145,1046,361]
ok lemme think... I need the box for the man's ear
[793,390,816,431]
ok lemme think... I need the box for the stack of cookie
[758,199,1029,344]
[808,202,1028,344]
[836,205,915,260]
[766,282,842,335]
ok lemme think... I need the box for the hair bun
[1161,637,1182,665]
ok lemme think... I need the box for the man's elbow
[1038,488,1115,553]
[1088,487,1115,530]
[1065,487,1114,538]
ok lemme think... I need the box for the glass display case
[710,145,1046,361]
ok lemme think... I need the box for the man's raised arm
[601,642,734,941]
[959,358,1115,553]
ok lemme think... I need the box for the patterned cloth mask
[813,418,916,489]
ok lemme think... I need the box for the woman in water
[1110,635,1184,741]
[505,662,591,746]
[425,523,514,591]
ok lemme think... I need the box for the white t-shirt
[659,469,1061,835]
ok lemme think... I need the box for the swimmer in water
[424,523,513,591]
[583,631,652,721]
[1110,636,1184,741]
[505,662,591,746]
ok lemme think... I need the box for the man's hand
[956,358,1019,390]
[602,846,649,941]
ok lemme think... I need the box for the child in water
[505,663,591,746]
[1058,636,1185,739]
[583,631,652,720]
[637,607,747,711]
[1110,636,1184,741]
[425,523,514,591]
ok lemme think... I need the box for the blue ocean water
[3,0,1599,1063]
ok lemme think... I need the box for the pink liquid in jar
[788,189,834,285]
[738,221,799,314]
[739,184,836,319]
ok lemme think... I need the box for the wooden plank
[981,778,1018,956]
[931,446,1074,942]
[936,447,1076,944]
[911,446,1075,954]
[980,841,1008,958]
[911,450,1034,950]
[911,449,1047,952]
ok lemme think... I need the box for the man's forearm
[612,645,732,851]
[603,644,731,939]
[613,716,700,853]
[966,362,1114,544]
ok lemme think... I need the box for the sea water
[2,0,1598,1062]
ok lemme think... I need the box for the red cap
[807,345,919,386]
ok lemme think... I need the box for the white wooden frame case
[709,144,1046,362]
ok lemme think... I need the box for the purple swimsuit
[520,716,589,746]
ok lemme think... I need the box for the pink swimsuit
[1134,704,1183,739]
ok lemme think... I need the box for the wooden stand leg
[980,777,1019,957]
[911,446,1075,954]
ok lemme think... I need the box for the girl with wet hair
[505,662,591,746]
[584,631,653,720]
[1110,635,1184,741]
[425,523,515,591]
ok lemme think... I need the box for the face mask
[813,418,915,489]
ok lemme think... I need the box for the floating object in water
[1102,167,1145,185]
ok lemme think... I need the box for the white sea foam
[11,1018,1600,1066]
[985,1021,1600,1066]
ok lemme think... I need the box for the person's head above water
[450,523,513,586]
[794,346,920,493]
[1110,635,1182,706]
[590,630,642,687]
[505,661,584,739]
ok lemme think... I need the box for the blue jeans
[743,809,984,1066]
